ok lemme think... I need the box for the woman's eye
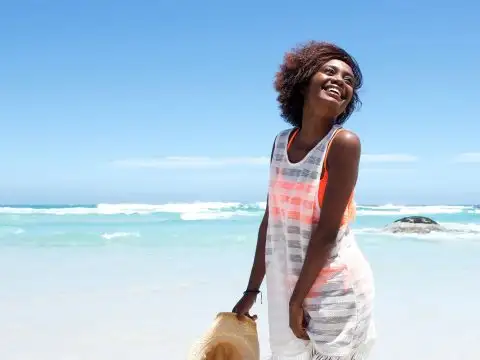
[324,67,335,75]
[344,77,354,86]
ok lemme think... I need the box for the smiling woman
[231,41,376,360]
[274,41,363,128]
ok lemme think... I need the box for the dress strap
[286,128,299,150]
[322,128,345,172]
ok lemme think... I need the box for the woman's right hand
[232,292,258,320]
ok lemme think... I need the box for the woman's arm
[289,130,361,307]
[233,199,269,319]
[244,204,269,291]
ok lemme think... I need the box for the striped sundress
[265,125,376,360]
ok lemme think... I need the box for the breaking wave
[0,202,477,222]
[0,202,267,220]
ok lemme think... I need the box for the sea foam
[0,202,476,217]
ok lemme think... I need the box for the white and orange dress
[265,125,376,360]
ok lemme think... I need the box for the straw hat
[188,312,260,360]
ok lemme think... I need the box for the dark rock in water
[384,216,445,234]
[393,216,439,225]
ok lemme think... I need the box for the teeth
[326,87,341,96]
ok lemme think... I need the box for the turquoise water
[1,203,480,359]
[2,203,480,246]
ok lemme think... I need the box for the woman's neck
[297,114,335,149]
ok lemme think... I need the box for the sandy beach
[1,203,479,359]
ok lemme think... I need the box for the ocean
[1,202,479,360]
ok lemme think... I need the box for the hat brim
[188,312,260,360]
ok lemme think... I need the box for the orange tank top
[286,128,356,226]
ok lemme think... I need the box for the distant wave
[356,204,473,216]
[101,232,140,240]
[0,202,267,221]
[0,227,25,237]
[0,202,477,220]
[0,202,262,214]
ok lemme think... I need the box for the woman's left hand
[289,302,310,340]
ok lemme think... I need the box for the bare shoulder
[332,129,361,150]
[328,129,361,165]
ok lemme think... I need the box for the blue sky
[1,0,480,205]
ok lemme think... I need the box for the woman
[232,41,376,359]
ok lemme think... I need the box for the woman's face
[305,59,355,119]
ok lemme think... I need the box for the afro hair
[274,41,363,127]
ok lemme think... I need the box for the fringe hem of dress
[267,345,370,360]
